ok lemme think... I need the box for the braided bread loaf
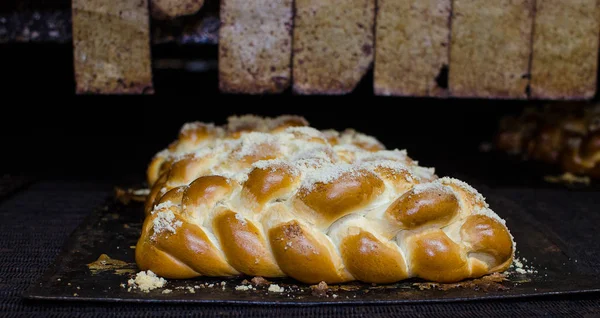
[136,115,515,284]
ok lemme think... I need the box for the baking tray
[22,185,600,305]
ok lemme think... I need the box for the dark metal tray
[22,187,600,305]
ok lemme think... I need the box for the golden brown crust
[137,115,515,285]
[449,0,534,98]
[218,0,293,94]
[296,170,384,228]
[135,241,199,279]
[374,0,451,97]
[269,221,350,284]
[242,165,299,209]
[182,176,233,219]
[292,0,375,94]
[340,230,408,283]
[136,212,239,279]
[386,186,459,230]
[145,172,168,216]
[461,215,514,271]
[408,230,470,283]
[156,187,185,206]
[530,0,600,99]
[213,210,284,277]
[166,154,215,188]
[147,157,167,187]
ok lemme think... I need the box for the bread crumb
[544,172,590,185]
[133,189,150,195]
[268,284,284,293]
[250,276,269,286]
[162,289,172,294]
[310,281,329,297]
[511,257,538,275]
[234,213,247,226]
[235,285,252,291]
[127,270,167,293]
[187,286,195,293]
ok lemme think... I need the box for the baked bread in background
[292,0,375,94]
[448,0,534,99]
[530,0,600,99]
[494,103,600,179]
[136,115,515,284]
[218,0,293,94]
[374,0,451,97]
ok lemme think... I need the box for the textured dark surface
[1,178,599,316]
[0,175,36,200]
[21,184,600,305]
[0,0,219,45]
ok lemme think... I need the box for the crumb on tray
[126,270,167,293]
[250,276,269,286]
[310,281,329,297]
[511,257,538,275]
[268,284,284,293]
[544,172,590,186]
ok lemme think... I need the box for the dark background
[1,42,537,187]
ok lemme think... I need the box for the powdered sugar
[152,210,183,239]
[252,159,289,170]
[180,121,216,134]
[410,181,450,196]
[355,149,408,162]
[321,129,340,140]
[411,166,436,180]
[152,201,178,214]
[439,177,488,206]
[211,167,251,184]
[234,132,279,160]
[226,114,308,133]
[154,148,171,159]
[300,163,367,191]
[284,126,323,139]
[472,206,505,225]
[235,213,247,225]
[359,159,409,172]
